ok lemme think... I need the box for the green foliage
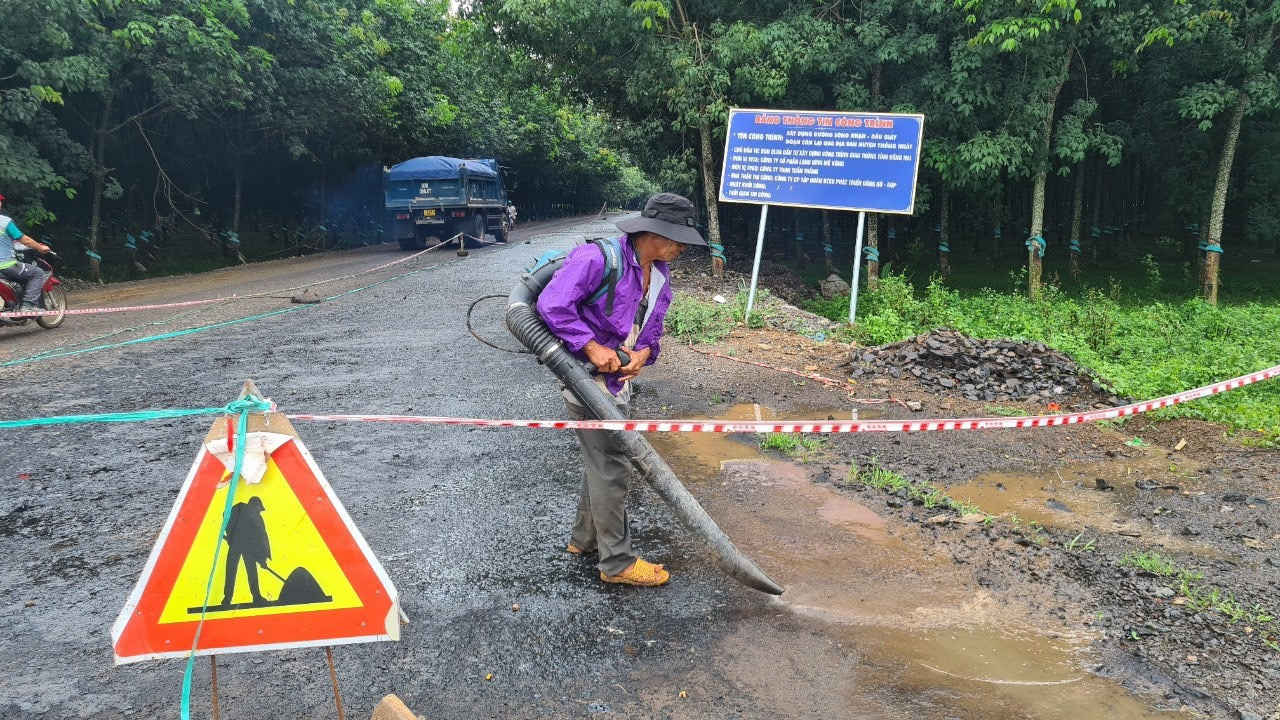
[847,458,987,520]
[664,294,737,343]
[1065,532,1096,552]
[805,274,1280,432]
[4,0,1280,305]
[1121,550,1279,649]
[758,433,826,461]
[983,405,1029,417]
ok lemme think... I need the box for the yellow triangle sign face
[156,458,364,622]
[112,410,400,663]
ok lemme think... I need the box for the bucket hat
[616,193,706,246]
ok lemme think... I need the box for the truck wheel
[495,217,511,243]
[471,213,487,242]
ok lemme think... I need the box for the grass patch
[665,288,768,344]
[665,294,737,343]
[758,433,826,462]
[1065,532,1096,552]
[984,405,1029,417]
[805,273,1280,433]
[1120,550,1278,650]
[846,458,987,519]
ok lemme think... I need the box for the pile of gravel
[848,329,1119,404]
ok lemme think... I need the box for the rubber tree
[959,0,1111,299]
[1138,2,1279,304]
[912,24,1019,285]
[0,0,97,218]
[228,0,430,244]
[822,0,940,290]
[1051,98,1122,281]
[70,0,254,281]
[628,1,835,278]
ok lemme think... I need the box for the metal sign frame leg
[744,204,770,321]
[848,211,866,325]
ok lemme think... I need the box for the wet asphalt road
[0,216,788,719]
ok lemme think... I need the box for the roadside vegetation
[804,273,1280,434]
[844,458,984,518]
[664,288,767,344]
[8,0,1280,309]
[1121,551,1280,652]
[758,433,827,462]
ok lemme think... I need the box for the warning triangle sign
[112,405,400,664]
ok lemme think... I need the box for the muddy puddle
[947,452,1235,562]
[649,403,1179,719]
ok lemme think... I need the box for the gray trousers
[0,262,46,304]
[565,389,636,576]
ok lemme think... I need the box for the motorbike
[0,244,68,329]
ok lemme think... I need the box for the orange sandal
[600,558,669,587]
[567,543,594,555]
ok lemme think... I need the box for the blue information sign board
[718,108,924,214]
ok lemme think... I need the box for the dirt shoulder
[646,258,1280,720]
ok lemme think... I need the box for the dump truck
[384,156,514,250]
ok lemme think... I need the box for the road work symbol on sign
[174,488,343,617]
[111,401,400,664]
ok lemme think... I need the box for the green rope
[938,242,950,253]
[0,398,272,430]
[1204,244,1223,254]
[1069,239,1081,253]
[708,242,726,261]
[1026,236,1046,258]
[1,397,273,710]
[821,241,833,254]
[1,260,444,368]
[863,247,879,262]
[86,250,102,261]
[180,400,259,719]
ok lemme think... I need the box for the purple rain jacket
[536,234,673,395]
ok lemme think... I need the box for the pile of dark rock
[848,329,1120,404]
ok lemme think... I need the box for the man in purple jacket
[537,193,706,587]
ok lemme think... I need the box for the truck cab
[384,156,514,250]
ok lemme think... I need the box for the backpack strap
[585,237,624,315]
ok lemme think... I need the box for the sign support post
[744,205,770,321]
[849,211,866,325]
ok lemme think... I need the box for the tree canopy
[2,0,1277,301]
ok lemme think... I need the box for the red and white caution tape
[286,363,1280,433]
[0,297,233,319]
[0,245,440,320]
[246,244,438,298]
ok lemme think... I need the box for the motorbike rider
[0,193,52,313]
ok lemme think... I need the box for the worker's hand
[584,340,621,373]
[618,346,652,382]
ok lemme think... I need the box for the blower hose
[506,264,785,595]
